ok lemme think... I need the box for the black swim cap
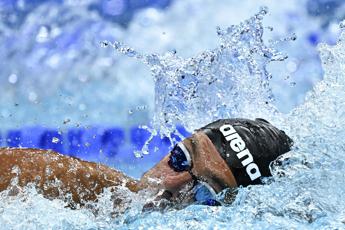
[198,118,293,187]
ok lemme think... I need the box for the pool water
[1,0,345,229]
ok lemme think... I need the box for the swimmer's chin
[141,182,195,212]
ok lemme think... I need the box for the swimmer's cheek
[163,171,192,193]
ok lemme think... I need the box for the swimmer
[0,118,293,212]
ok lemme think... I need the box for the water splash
[106,7,287,138]
[2,5,345,230]
[0,0,331,128]
[121,25,345,228]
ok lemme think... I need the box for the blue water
[1,0,345,229]
[0,125,191,178]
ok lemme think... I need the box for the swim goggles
[168,142,221,206]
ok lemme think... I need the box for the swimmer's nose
[140,154,193,193]
[152,157,193,192]
[163,168,192,193]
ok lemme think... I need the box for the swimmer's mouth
[142,182,195,212]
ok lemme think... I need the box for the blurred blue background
[0,0,172,28]
[0,0,345,177]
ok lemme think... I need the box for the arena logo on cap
[219,124,261,181]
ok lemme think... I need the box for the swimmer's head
[198,118,294,187]
[140,118,293,208]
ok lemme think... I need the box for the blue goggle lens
[168,144,191,172]
[202,199,221,206]
[194,183,214,201]
[194,182,221,206]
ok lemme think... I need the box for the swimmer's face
[139,132,237,202]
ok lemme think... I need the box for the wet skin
[0,148,140,206]
[0,131,237,210]
[141,132,237,197]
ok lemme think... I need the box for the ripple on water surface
[1,7,345,230]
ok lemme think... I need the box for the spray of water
[117,23,345,228]
[1,6,345,229]
[104,7,287,144]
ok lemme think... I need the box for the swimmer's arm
[0,148,140,206]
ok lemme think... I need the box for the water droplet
[286,60,298,73]
[290,33,297,41]
[266,26,273,31]
[28,91,38,102]
[100,41,109,47]
[290,82,296,87]
[63,118,71,124]
[52,137,59,143]
[271,53,288,61]
[45,167,52,176]
[11,165,20,174]
[125,48,136,57]
[259,6,268,15]
[134,151,142,158]
[340,20,345,29]
[136,105,147,111]
[8,74,18,84]
[36,26,49,43]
